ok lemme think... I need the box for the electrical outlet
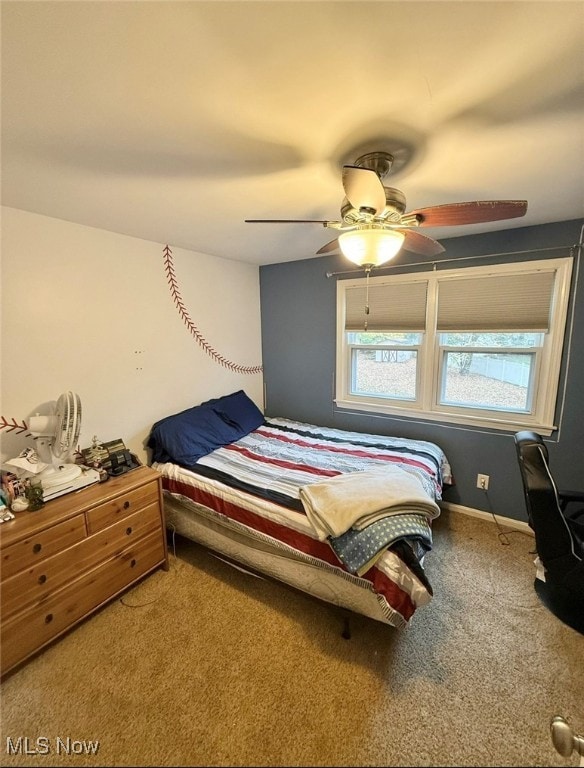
[477,473,490,490]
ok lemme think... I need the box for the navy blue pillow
[148,404,242,465]
[201,390,264,436]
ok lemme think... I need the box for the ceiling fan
[245,150,527,268]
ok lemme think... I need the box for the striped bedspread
[194,418,450,505]
[155,417,451,628]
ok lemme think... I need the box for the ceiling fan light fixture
[338,228,405,267]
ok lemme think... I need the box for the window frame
[335,257,573,435]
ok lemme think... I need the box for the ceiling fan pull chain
[364,265,372,330]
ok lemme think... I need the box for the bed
[149,390,452,631]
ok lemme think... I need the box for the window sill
[334,398,556,436]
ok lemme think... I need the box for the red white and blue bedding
[153,414,451,629]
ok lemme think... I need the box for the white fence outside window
[468,355,531,388]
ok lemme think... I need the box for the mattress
[153,417,451,629]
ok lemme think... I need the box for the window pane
[440,351,535,411]
[351,348,417,400]
[348,332,423,346]
[439,332,543,348]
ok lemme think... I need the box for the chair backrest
[513,431,580,567]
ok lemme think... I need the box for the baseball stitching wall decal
[0,417,30,435]
[163,245,263,374]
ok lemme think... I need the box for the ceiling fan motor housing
[353,150,394,179]
[341,186,406,225]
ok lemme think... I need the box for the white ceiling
[2,1,583,265]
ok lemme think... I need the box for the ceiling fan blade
[342,166,387,215]
[406,200,528,227]
[316,238,340,255]
[400,229,445,257]
[245,219,330,224]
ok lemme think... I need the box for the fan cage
[53,391,82,460]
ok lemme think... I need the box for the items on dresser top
[0,505,15,522]
[81,436,141,478]
[1,437,140,518]
[0,466,168,678]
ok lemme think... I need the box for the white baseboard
[440,501,533,536]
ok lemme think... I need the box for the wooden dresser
[0,465,168,678]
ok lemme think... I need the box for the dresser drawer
[1,514,87,580]
[1,502,163,619]
[86,481,159,533]
[1,530,166,675]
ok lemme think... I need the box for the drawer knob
[126,526,133,536]
[130,558,137,568]
[45,613,53,624]
[123,501,130,510]
[38,574,47,585]
[33,543,42,554]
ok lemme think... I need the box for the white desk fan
[29,391,99,501]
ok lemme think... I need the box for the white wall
[1,207,263,465]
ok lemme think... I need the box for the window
[437,332,541,412]
[336,257,573,434]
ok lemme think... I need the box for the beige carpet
[1,508,582,767]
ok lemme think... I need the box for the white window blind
[436,269,556,331]
[344,280,428,331]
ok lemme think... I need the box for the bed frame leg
[341,613,351,640]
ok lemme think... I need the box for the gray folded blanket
[299,466,440,541]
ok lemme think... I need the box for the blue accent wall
[259,219,584,523]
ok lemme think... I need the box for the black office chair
[514,431,584,634]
